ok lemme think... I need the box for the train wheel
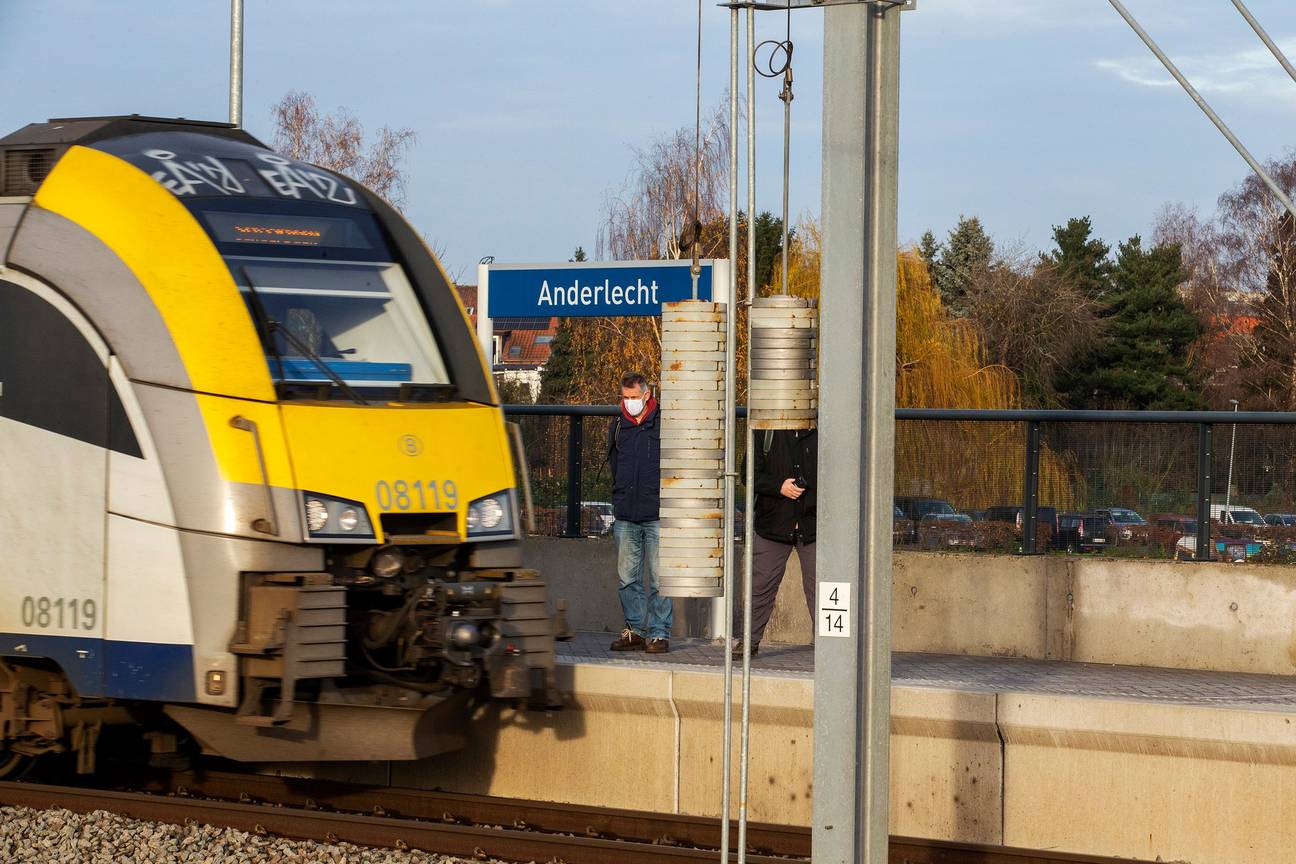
[0,747,33,779]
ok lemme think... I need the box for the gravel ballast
[0,805,526,864]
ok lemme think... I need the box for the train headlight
[300,492,374,542]
[305,498,329,532]
[466,490,515,539]
[371,547,404,579]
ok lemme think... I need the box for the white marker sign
[818,582,851,638]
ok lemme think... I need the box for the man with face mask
[605,371,670,653]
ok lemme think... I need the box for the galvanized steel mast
[720,6,740,860]
[737,4,757,860]
[229,0,244,127]
[815,1,903,862]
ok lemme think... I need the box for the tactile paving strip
[557,631,1296,708]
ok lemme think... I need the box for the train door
[0,275,109,696]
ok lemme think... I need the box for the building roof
[453,285,558,369]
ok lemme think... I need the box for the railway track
[0,770,1150,864]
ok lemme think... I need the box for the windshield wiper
[267,320,369,406]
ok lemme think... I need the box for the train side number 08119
[21,596,97,631]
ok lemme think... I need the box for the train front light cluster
[467,490,514,538]
[301,492,374,541]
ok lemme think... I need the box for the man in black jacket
[734,427,816,658]
[606,371,671,654]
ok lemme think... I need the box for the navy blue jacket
[607,405,661,523]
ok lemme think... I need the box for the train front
[0,118,558,764]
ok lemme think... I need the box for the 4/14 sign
[818,582,851,638]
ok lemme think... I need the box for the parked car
[1264,513,1296,526]
[893,497,956,543]
[1095,507,1147,542]
[918,512,976,549]
[1210,504,1266,526]
[893,505,907,546]
[580,501,615,535]
[1176,534,1263,561]
[985,504,1060,545]
[1055,512,1110,553]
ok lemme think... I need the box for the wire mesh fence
[505,405,1296,563]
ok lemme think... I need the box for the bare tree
[961,246,1105,407]
[597,100,730,262]
[1153,202,1241,408]
[1158,157,1296,410]
[271,91,416,207]
[1215,158,1296,410]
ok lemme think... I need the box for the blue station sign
[486,260,714,318]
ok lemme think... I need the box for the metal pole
[814,0,899,861]
[1231,0,1296,87]
[564,416,584,538]
[738,8,756,862]
[1196,423,1213,562]
[1021,421,1041,554]
[1107,0,1296,221]
[476,263,494,366]
[720,10,739,860]
[780,67,792,296]
[1226,400,1239,510]
[228,0,244,127]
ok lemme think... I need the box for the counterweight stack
[750,296,817,431]
[658,300,727,598]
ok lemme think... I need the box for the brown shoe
[730,639,759,660]
[646,638,670,654]
[610,629,646,651]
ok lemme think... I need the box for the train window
[232,257,451,398]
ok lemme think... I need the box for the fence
[503,405,1296,562]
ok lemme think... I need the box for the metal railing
[505,404,1296,561]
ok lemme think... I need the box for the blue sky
[3,0,1294,279]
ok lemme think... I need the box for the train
[0,115,559,774]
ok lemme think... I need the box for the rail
[0,770,1155,864]
[504,404,1296,559]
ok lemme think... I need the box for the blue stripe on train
[0,632,195,702]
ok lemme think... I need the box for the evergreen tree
[933,216,993,317]
[918,230,940,276]
[752,211,784,291]
[538,248,592,402]
[1059,236,1204,410]
[1043,217,1112,300]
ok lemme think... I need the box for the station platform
[557,631,1296,705]
[284,631,1296,864]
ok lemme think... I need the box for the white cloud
[1096,39,1296,104]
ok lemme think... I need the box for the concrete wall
[522,535,712,639]
[528,538,1296,675]
[368,668,1296,863]
[386,669,1002,842]
[1000,693,1296,864]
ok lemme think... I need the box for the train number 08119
[21,596,97,631]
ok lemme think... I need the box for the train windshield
[232,259,450,397]
[190,202,452,400]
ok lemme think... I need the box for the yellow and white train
[0,116,556,773]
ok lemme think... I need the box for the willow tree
[893,251,1079,509]
[770,231,1077,507]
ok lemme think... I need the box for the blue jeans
[613,519,672,639]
